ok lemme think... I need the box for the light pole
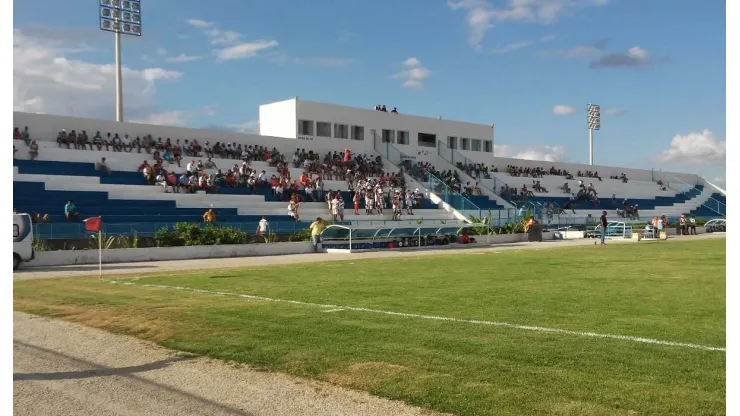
[587,103,601,166]
[99,0,142,122]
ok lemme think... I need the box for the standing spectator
[21,126,31,146]
[257,216,269,236]
[598,210,608,245]
[309,217,326,253]
[64,200,79,221]
[203,208,216,223]
[689,215,697,235]
[28,140,39,160]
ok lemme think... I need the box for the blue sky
[13,0,726,183]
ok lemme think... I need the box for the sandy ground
[13,233,724,415]
[16,233,725,281]
[13,312,443,416]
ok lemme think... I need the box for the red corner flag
[84,217,102,232]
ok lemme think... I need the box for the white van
[13,213,35,270]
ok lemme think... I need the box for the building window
[417,133,436,148]
[447,136,457,149]
[316,122,331,137]
[298,119,314,136]
[484,140,493,153]
[397,130,409,145]
[351,125,364,141]
[382,129,395,143]
[471,139,482,152]
[334,123,349,139]
[460,138,470,151]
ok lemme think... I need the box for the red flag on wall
[84,217,102,232]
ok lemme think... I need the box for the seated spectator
[203,208,216,223]
[76,130,91,150]
[391,107,398,114]
[167,172,179,193]
[121,134,133,152]
[561,183,571,194]
[204,157,217,169]
[28,140,39,160]
[111,133,123,151]
[95,157,112,176]
[13,127,22,142]
[64,200,79,221]
[92,131,105,150]
[56,129,69,148]
[155,171,169,192]
[30,211,49,224]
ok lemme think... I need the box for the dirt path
[13,312,443,416]
[17,234,724,281]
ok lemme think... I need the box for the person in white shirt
[121,134,132,152]
[156,173,168,192]
[203,141,213,158]
[186,160,196,174]
[257,216,269,235]
[331,195,340,221]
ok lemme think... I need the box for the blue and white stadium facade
[13,97,726,239]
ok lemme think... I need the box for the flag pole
[98,229,102,279]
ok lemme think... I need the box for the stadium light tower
[99,0,142,122]
[587,103,601,166]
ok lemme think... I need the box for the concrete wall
[258,98,495,160]
[259,98,297,139]
[13,112,353,158]
[15,111,700,186]
[29,242,315,267]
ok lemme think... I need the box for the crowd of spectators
[373,104,398,114]
[455,162,493,181]
[505,165,574,180]
[13,127,39,160]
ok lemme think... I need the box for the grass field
[14,238,726,415]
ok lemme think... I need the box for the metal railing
[372,133,482,219]
[656,172,726,216]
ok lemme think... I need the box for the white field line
[106,280,725,353]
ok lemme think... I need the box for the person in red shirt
[167,172,179,193]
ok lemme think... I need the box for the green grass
[14,238,726,415]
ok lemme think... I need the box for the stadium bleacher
[13,111,725,240]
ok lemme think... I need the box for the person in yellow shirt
[203,208,216,223]
[309,217,326,252]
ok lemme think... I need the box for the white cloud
[537,40,607,58]
[186,18,277,61]
[266,52,355,67]
[495,144,566,162]
[216,40,279,61]
[552,104,577,115]
[392,58,431,89]
[130,111,188,126]
[589,46,666,69]
[13,28,181,119]
[603,107,624,116]
[129,107,217,127]
[229,120,259,133]
[540,34,557,42]
[186,19,212,29]
[654,129,726,166]
[165,53,204,63]
[448,0,609,46]
[403,57,421,67]
[490,40,533,54]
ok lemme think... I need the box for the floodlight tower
[99,0,142,122]
[587,103,601,166]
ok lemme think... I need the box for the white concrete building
[259,97,495,162]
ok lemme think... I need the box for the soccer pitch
[14,238,726,415]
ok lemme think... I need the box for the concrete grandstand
[12,99,726,239]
